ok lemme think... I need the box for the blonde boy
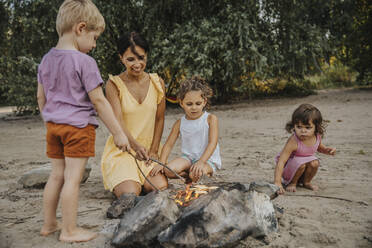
[37,0,130,242]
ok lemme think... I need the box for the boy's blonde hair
[56,0,105,37]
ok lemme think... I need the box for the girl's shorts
[181,154,218,172]
[46,122,95,159]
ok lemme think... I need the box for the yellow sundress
[101,73,164,191]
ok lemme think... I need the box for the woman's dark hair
[177,75,213,109]
[117,31,149,57]
[285,103,326,136]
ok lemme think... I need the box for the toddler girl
[152,76,221,182]
[274,103,336,194]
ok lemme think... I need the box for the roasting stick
[128,151,187,192]
[128,152,160,191]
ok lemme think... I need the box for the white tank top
[180,112,222,169]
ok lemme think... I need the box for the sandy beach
[0,88,371,248]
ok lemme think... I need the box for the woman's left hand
[146,151,159,166]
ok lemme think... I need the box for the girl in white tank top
[150,76,221,183]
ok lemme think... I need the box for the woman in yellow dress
[101,32,168,197]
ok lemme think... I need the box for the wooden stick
[286,194,368,205]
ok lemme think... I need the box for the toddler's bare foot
[303,183,318,191]
[286,183,297,192]
[40,221,60,236]
[59,227,97,243]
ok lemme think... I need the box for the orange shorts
[46,122,96,159]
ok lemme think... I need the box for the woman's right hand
[113,133,131,152]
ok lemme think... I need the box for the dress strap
[315,134,321,146]
[293,132,302,149]
[108,74,126,99]
[148,73,164,104]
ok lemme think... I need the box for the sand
[0,88,371,248]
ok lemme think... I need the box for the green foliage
[0,1,10,104]
[151,2,268,102]
[239,77,315,99]
[305,56,359,89]
[0,56,39,115]
[328,0,372,85]
[0,0,370,114]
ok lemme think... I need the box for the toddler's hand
[326,147,336,155]
[275,183,285,195]
[114,133,130,152]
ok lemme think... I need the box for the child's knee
[164,169,175,178]
[49,172,64,184]
[309,160,319,168]
[203,165,214,176]
[298,164,306,171]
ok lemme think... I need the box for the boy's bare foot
[40,222,60,236]
[303,183,319,191]
[59,227,98,243]
[286,183,297,192]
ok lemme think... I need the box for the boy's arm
[274,136,297,194]
[317,142,336,155]
[198,114,219,163]
[149,77,166,159]
[88,86,130,152]
[37,83,46,119]
[159,119,180,164]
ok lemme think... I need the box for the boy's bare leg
[286,164,306,192]
[40,158,65,236]
[164,158,191,179]
[59,157,97,243]
[302,160,319,191]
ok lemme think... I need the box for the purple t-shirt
[37,48,103,128]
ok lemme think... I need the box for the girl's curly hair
[285,103,326,137]
[177,76,213,108]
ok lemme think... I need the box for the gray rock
[248,181,280,200]
[18,163,91,188]
[111,190,180,248]
[158,185,277,248]
[107,193,138,219]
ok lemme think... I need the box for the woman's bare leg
[143,173,168,193]
[164,157,191,179]
[113,180,142,198]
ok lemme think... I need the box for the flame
[173,184,218,207]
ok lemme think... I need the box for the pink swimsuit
[275,133,321,185]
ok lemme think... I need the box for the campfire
[172,184,219,206]
[110,181,279,248]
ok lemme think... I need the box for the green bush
[0,0,369,115]
[306,62,358,89]
[0,56,39,115]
